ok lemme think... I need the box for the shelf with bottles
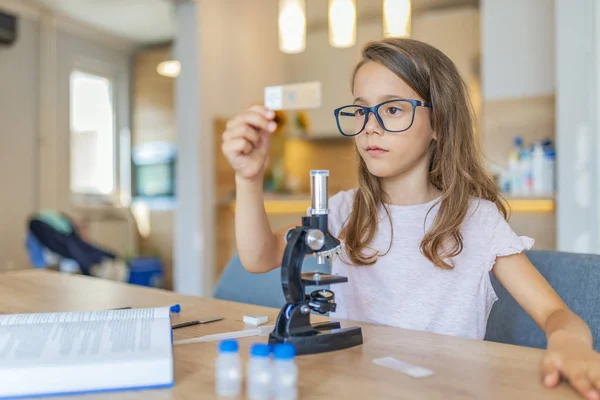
[500,196,555,213]
[225,194,555,214]
[492,136,556,198]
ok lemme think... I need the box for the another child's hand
[221,105,277,182]
[542,331,600,400]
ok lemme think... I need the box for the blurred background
[0,0,596,297]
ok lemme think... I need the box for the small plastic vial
[215,339,242,397]
[246,343,272,400]
[272,343,298,400]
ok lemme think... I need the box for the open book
[0,307,174,398]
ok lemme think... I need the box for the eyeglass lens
[337,100,415,136]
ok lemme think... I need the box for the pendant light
[157,60,181,78]
[156,9,181,78]
[328,0,356,48]
[383,0,411,38]
[279,0,306,54]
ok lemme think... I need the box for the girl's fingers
[569,377,599,400]
[563,363,597,400]
[248,104,275,120]
[240,109,277,133]
[541,355,561,388]
[587,363,600,396]
[222,137,253,156]
[223,124,260,147]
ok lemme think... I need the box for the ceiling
[32,0,478,45]
[35,0,175,44]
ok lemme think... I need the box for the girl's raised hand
[221,105,277,182]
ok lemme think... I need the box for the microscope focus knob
[305,229,325,251]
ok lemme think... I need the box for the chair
[485,250,600,350]
[215,250,600,351]
[212,253,330,309]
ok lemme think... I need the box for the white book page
[0,308,172,368]
[0,307,170,325]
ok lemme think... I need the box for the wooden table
[0,270,580,399]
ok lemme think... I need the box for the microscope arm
[280,226,308,304]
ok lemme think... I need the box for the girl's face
[352,61,434,179]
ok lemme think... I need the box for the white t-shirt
[326,188,534,340]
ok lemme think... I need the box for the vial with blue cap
[247,343,271,400]
[273,343,298,400]
[215,339,242,397]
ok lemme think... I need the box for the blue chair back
[213,254,330,308]
[486,250,600,350]
[215,250,600,351]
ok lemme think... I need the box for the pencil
[172,320,201,329]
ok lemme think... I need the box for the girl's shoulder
[464,197,534,255]
[462,197,512,237]
[329,188,358,211]
[327,188,358,237]
[465,198,535,271]
[465,197,503,222]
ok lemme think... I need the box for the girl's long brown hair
[339,38,507,269]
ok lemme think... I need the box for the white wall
[174,0,285,296]
[173,1,203,296]
[481,0,555,100]
[0,18,40,270]
[555,0,600,253]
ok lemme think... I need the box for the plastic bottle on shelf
[508,136,522,195]
[272,343,298,400]
[215,339,242,397]
[520,146,533,196]
[544,149,556,195]
[247,343,271,400]
[532,142,545,195]
[514,136,524,151]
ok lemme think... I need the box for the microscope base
[268,325,363,355]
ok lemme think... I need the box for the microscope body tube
[310,170,329,215]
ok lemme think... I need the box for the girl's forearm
[545,308,593,347]
[234,175,281,273]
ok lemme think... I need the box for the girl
[221,38,600,399]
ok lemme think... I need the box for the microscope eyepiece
[310,170,329,215]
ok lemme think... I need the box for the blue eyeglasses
[333,99,433,137]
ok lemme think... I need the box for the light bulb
[157,60,181,78]
[279,0,306,54]
[383,0,411,38]
[328,0,356,48]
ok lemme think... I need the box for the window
[69,70,116,198]
[132,142,176,199]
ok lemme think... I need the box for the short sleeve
[480,201,535,271]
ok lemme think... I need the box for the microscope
[268,170,363,355]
